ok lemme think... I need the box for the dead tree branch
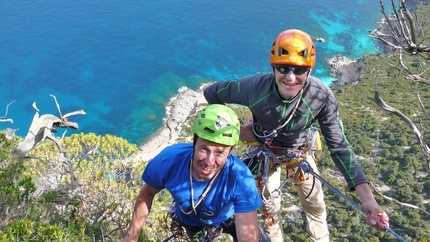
[370,182,430,216]
[398,49,430,84]
[14,95,86,160]
[0,100,15,123]
[369,0,430,82]
[417,93,430,119]
[370,0,430,54]
[368,91,430,171]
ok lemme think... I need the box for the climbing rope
[295,160,407,242]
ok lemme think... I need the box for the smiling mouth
[282,81,298,86]
[200,164,215,171]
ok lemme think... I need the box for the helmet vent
[299,49,309,58]
[203,127,215,133]
[202,128,232,137]
[278,47,289,57]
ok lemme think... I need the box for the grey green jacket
[203,73,368,190]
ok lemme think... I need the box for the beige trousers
[259,155,329,242]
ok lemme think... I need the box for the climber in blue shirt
[123,104,265,242]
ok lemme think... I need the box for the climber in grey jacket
[203,29,390,242]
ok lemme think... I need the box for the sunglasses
[274,65,310,75]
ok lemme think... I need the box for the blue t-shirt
[142,143,262,226]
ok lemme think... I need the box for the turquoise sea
[0,0,388,144]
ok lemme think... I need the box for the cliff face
[329,55,366,89]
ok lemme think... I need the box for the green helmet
[192,104,240,146]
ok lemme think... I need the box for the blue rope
[296,160,406,242]
[162,233,176,242]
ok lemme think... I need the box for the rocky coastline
[328,55,366,89]
[136,85,209,161]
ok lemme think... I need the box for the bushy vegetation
[0,132,177,241]
[317,50,430,241]
[1,3,429,242]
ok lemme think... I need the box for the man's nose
[204,152,216,165]
[285,71,296,80]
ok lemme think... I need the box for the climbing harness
[294,159,407,242]
[162,209,187,242]
[242,127,322,206]
[162,209,225,242]
[163,212,270,242]
[243,129,406,241]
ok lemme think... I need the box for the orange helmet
[269,29,316,67]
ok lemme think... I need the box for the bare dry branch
[0,119,13,123]
[371,0,430,53]
[417,93,430,119]
[370,182,430,216]
[370,0,430,81]
[14,95,86,159]
[369,91,430,171]
[398,50,430,84]
[0,100,16,123]
[50,94,63,118]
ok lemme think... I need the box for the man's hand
[362,199,390,231]
[355,183,390,231]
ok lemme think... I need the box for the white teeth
[282,81,294,85]
[201,165,213,171]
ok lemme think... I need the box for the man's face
[192,137,231,181]
[273,65,310,99]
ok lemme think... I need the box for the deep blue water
[0,0,387,144]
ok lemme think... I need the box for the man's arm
[354,183,390,231]
[234,211,260,242]
[122,184,161,242]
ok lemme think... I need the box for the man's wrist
[354,183,375,202]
